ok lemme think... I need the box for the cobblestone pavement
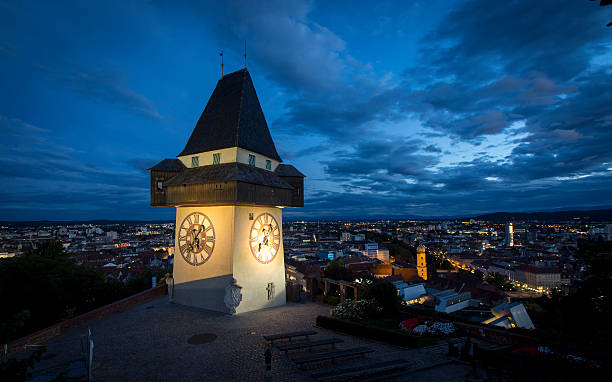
[30,298,476,381]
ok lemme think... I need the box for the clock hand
[193,228,200,249]
[195,226,205,249]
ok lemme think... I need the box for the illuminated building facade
[417,243,427,280]
[505,222,514,247]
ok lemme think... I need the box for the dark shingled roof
[164,162,293,189]
[148,159,186,172]
[274,164,305,177]
[178,69,282,161]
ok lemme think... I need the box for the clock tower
[148,69,304,314]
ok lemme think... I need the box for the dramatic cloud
[1,0,611,219]
[296,0,612,217]
[41,66,163,120]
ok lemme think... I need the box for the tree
[486,273,515,291]
[323,258,354,281]
[0,240,165,342]
[362,280,401,316]
[28,240,67,259]
[385,240,416,263]
[528,239,612,361]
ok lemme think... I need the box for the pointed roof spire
[178,69,282,161]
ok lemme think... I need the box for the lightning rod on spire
[244,41,247,69]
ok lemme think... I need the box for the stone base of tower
[173,205,286,314]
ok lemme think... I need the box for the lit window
[213,153,221,165]
[191,156,199,167]
[248,154,256,166]
[157,181,163,191]
[266,160,271,170]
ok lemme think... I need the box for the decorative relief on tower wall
[266,282,275,301]
[224,278,242,313]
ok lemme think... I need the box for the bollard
[264,348,272,382]
[86,328,94,382]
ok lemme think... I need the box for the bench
[363,359,458,382]
[292,347,374,368]
[263,330,317,345]
[311,359,411,381]
[276,338,344,355]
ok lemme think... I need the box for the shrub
[331,299,381,321]
[322,295,341,306]
[316,315,431,348]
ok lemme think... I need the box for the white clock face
[249,213,281,264]
[178,212,215,266]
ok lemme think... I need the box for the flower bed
[399,316,426,331]
[411,321,457,336]
[399,317,457,336]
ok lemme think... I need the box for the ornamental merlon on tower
[148,69,304,208]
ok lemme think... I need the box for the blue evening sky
[1,0,611,220]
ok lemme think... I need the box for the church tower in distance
[417,244,427,280]
[148,69,304,314]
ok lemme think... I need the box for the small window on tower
[266,160,271,170]
[213,153,221,165]
[157,181,163,191]
[248,154,256,166]
[191,156,199,167]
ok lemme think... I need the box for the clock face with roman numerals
[249,213,281,264]
[178,212,215,266]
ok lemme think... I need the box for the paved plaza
[30,297,477,381]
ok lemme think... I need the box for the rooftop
[164,162,294,189]
[178,69,282,161]
[148,158,185,172]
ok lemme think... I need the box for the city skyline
[1,0,612,220]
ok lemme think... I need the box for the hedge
[315,315,434,348]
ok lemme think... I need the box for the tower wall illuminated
[149,69,303,314]
[417,244,427,280]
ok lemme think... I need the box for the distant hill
[473,209,612,222]
[3,209,612,225]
